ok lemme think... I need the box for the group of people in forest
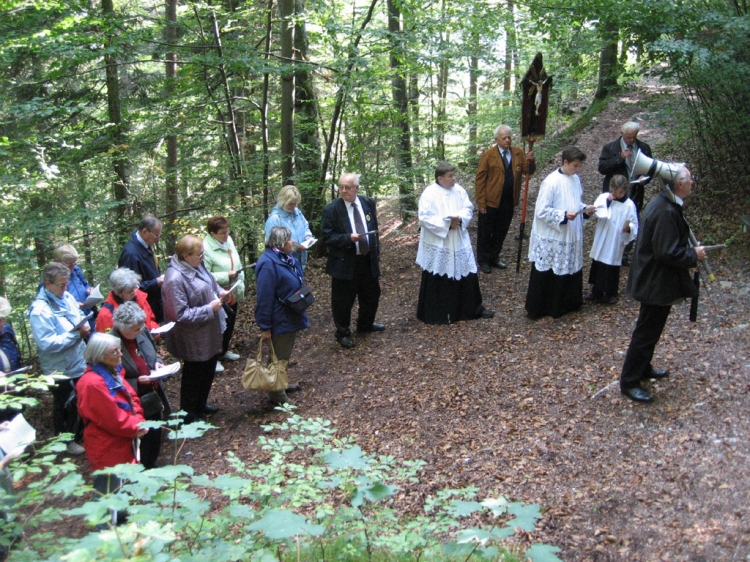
[415,121,705,404]
[0,120,706,531]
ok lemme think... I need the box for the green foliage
[2,406,560,561]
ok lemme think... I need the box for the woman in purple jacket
[255,227,310,404]
[162,235,229,423]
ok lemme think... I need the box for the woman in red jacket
[77,332,147,502]
[96,267,160,333]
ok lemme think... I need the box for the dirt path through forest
[34,84,750,561]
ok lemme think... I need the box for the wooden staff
[515,137,536,273]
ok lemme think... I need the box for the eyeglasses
[194,252,205,259]
[63,261,78,268]
[147,229,162,240]
[107,348,123,357]
[339,184,359,192]
[52,280,69,289]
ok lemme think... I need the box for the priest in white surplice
[416,162,494,324]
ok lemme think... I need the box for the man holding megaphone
[598,121,653,264]
[619,167,706,403]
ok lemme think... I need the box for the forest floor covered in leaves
[33,84,750,561]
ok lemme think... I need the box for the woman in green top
[203,216,245,370]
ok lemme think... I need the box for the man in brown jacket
[475,125,535,272]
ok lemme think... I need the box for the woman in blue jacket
[254,226,310,404]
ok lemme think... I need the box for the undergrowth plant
[1,406,561,562]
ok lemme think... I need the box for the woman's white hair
[84,332,121,365]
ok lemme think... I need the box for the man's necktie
[502,150,510,168]
[352,201,370,255]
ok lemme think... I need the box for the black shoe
[479,263,491,273]
[492,260,508,270]
[202,404,220,415]
[622,386,653,403]
[480,308,495,319]
[644,368,669,380]
[286,385,301,394]
[337,336,355,349]
[583,291,598,302]
[602,295,618,305]
[359,323,385,332]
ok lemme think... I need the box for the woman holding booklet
[110,302,172,469]
[264,185,315,270]
[203,216,245,370]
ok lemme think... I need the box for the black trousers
[620,303,672,389]
[52,378,82,442]
[477,200,514,265]
[221,302,239,355]
[331,254,381,339]
[180,357,218,423]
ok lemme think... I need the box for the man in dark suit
[619,167,705,403]
[598,121,653,265]
[321,173,384,349]
[474,125,535,273]
[118,215,165,322]
[598,121,653,208]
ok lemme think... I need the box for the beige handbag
[242,337,288,392]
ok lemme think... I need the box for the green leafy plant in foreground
[1,406,561,562]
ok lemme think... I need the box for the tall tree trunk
[502,0,517,106]
[293,0,325,245]
[164,0,179,255]
[409,73,424,185]
[595,20,619,100]
[102,0,131,242]
[467,53,479,166]
[260,0,273,221]
[279,0,295,184]
[388,0,416,219]
[435,0,449,161]
[320,0,379,189]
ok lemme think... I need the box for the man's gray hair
[621,121,640,135]
[676,167,690,184]
[42,262,70,285]
[84,332,121,365]
[138,214,162,232]
[113,301,146,332]
[339,172,360,186]
[266,226,292,250]
[109,267,141,295]
[494,125,511,137]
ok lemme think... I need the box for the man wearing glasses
[321,173,385,349]
[118,214,165,322]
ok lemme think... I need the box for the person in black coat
[598,121,653,206]
[321,173,384,349]
[118,215,165,323]
[619,167,706,403]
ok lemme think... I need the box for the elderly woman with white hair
[110,302,170,469]
[53,243,96,329]
[96,267,159,333]
[77,332,147,499]
[264,185,314,269]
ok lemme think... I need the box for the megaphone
[632,152,684,183]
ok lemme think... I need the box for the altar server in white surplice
[416,162,494,324]
[586,174,638,304]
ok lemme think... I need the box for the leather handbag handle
[258,336,278,363]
